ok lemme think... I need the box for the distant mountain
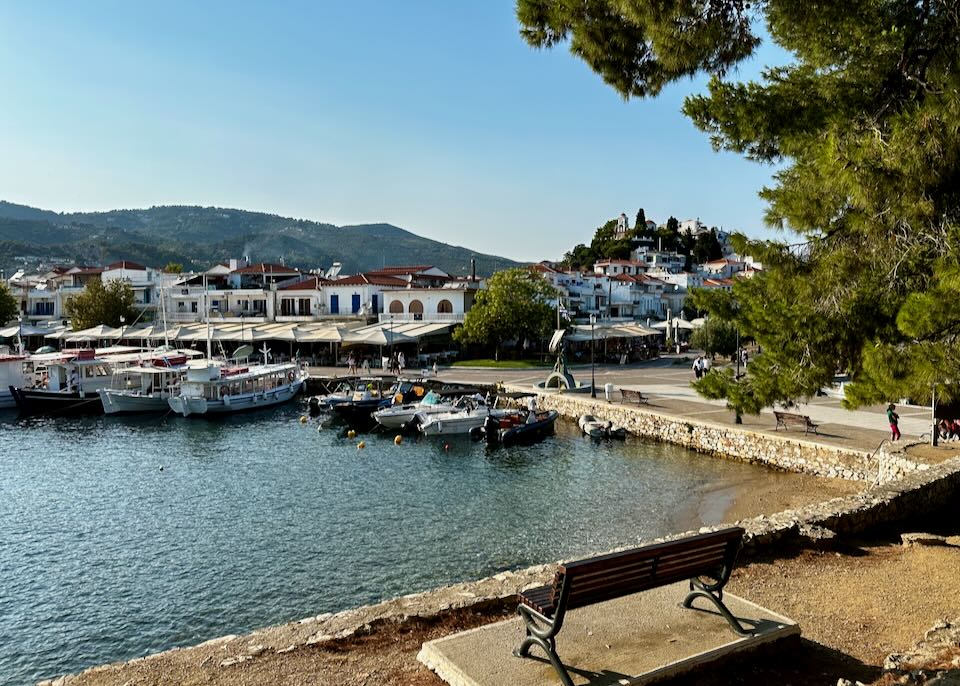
[0,202,521,276]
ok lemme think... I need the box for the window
[409,299,423,321]
[298,298,311,316]
[280,299,295,316]
[389,300,404,314]
[191,302,198,313]
[437,299,453,314]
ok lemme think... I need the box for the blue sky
[0,1,789,262]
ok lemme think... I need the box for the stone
[219,655,252,668]
[247,643,266,657]
[901,533,951,547]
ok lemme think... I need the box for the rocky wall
[512,391,877,481]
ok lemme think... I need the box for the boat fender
[288,371,295,382]
[394,435,402,445]
[469,426,483,442]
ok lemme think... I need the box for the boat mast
[204,273,212,360]
[160,280,170,348]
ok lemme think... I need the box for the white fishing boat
[98,350,202,414]
[417,397,519,436]
[167,359,307,417]
[0,354,34,410]
[372,389,457,429]
[10,348,135,416]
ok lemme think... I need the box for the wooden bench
[513,527,749,686]
[773,410,819,434]
[620,388,649,405]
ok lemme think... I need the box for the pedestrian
[398,351,405,375]
[692,356,703,379]
[432,360,439,376]
[741,349,749,368]
[347,353,357,375]
[887,403,901,441]
[702,355,711,373]
[361,356,370,373]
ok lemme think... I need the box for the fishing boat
[98,351,200,414]
[10,348,123,416]
[167,360,307,417]
[0,354,34,410]
[330,378,423,428]
[417,396,519,436]
[478,409,559,447]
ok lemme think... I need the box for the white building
[379,281,478,323]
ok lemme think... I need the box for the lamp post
[119,315,125,346]
[590,313,597,398]
[389,313,395,373]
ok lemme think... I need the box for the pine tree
[518,0,960,412]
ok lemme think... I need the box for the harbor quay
[38,356,960,686]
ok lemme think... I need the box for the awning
[565,322,661,342]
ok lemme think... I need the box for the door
[351,294,361,314]
[371,294,378,313]
[330,294,339,314]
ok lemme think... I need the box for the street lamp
[590,313,597,398]
[119,315,125,344]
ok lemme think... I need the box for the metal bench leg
[514,606,575,686]
[682,584,753,637]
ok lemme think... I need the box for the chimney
[470,258,476,282]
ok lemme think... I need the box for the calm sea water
[3,404,778,684]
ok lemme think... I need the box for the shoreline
[42,462,867,686]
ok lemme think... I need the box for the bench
[620,388,649,405]
[773,410,819,434]
[513,527,749,686]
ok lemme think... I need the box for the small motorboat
[477,409,559,447]
[418,395,518,436]
[578,414,627,439]
[372,389,457,431]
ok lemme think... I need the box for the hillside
[0,202,521,276]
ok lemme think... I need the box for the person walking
[887,403,901,441]
[347,353,357,375]
[692,356,703,379]
[397,351,405,375]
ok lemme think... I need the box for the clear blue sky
[0,1,789,262]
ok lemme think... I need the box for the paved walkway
[307,355,937,456]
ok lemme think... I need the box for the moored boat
[11,348,127,416]
[417,396,519,436]
[578,414,627,439]
[0,354,34,410]
[478,410,559,447]
[167,360,306,417]
[372,388,456,431]
[98,351,199,414]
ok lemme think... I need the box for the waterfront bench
[620,388,649,405]
[513,527,750,686]
[773,410,819,434]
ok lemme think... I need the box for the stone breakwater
[45,454,960,685]
[509,390,877,481]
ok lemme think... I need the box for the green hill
[0,202,521,276]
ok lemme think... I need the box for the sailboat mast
[204,273,212,359]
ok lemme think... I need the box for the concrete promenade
[309,355,935,456]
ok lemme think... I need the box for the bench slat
[562,528,741,574]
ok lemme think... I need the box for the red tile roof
[73,267,104,275]
[233,262,301,275]
[332,274,408,287]
[106,261,146,270]
[278,276,330,291]
[367,265,433,275]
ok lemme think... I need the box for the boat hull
[418,408,515,436]
[98,390,173,415]
[168,379,304,417]
[499,410,558,447]
[11,386,105,416]
[0,389,16,410]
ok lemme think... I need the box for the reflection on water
[1,405,787,684]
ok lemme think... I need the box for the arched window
[409,299,424,320]
[437,299,453,314]
[389,300,404,314]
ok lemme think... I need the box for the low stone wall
[510,390,877,481]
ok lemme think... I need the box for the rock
[799,524,837,541]
[247,644,266,657]
[219,655,252,668]
[901,533,951,547]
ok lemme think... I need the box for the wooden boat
[167,360,306,416]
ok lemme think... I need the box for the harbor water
[4,404,789,684]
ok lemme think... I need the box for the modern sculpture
[543,329,578,390]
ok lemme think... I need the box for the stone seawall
[509,391,877,481]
